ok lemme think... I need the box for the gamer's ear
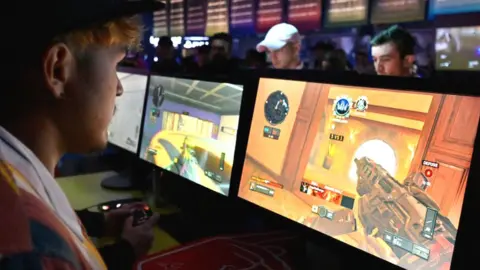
[43,43,74,99]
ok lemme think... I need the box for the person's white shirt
[0,126,104,269]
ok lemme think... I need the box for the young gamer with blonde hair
[0,0,162,269]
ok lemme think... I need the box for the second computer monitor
[108,71,148,153]
[139,75,243,196]
[238,77,480,269]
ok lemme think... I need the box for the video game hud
[436,26,480,71]
[139,76,243,196]
[108,72,148,153]
[238,78,480,269]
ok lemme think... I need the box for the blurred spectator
[311,41,335,69]
[371,25,416,77]
[151,36,181,73]
[119,51,148,69]
[257,23,306,69]
[182,45,210,73]
[353,50,375,74]
[196,45,210,68]
[210,33,232,60]
[205,33,240,73]
[322,49,350,71]
[244,49,267,69]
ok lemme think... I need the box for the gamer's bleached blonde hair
[59,16,144,52]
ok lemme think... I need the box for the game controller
[98,198,143,212]
[132,205,153,227]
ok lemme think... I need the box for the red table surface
[135,231,299,270]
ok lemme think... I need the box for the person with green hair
[370,25,418,77]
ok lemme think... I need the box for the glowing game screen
[139,75,243,196]
[435,26,480,71]
[238,78,480,269]
[107,72,148,153]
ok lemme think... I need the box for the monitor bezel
[108,67,150,155]
[232,69,480,269]
[137,70,259,198]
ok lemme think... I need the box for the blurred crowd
[121,24,429,78]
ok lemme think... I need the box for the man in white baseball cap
[256,23,305,69]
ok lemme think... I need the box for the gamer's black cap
[6,0,164,43]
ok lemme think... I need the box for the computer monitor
[238,77,480,269]
[435,26,480,71]
[139,75,243,196]
[108,70,149,153]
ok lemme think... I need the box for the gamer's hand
[104,202,146,237]
[121,213,160,258]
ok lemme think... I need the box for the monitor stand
[100,170,135,191]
